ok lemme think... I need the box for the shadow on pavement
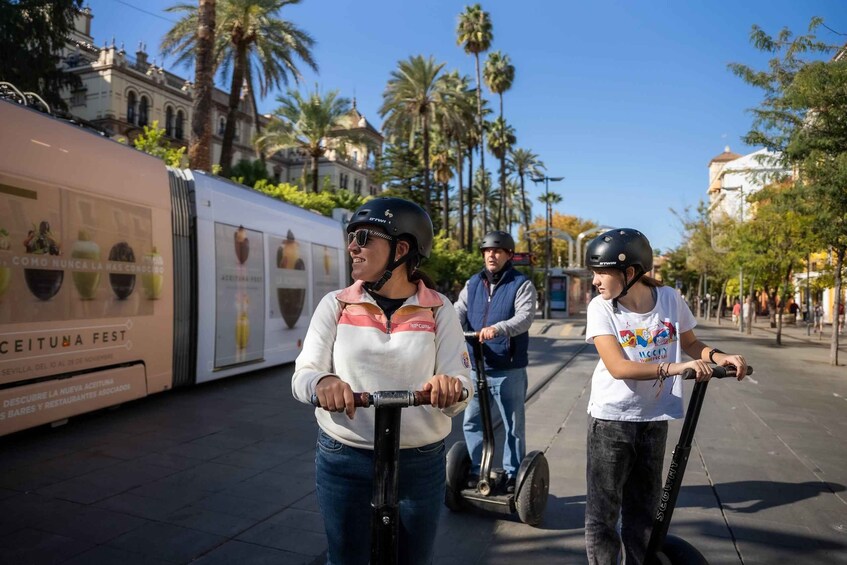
[680,480,846,514]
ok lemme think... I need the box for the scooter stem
[372,406,402,565]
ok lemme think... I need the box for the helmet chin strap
[367,239,405,292]
[612,269,643,314]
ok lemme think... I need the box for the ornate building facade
[61,7,382,195]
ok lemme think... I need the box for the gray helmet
[348,197,433,258]
[585,228,653,300]
[479,230,515,253]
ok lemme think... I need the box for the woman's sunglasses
[346,228,393,248]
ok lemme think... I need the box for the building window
[175,110,184,140]
[126,91,136,124]
[138,96,149,127]
[218,117,225,136]
[353,150,358,163]
[70,89,86,107]
[165,107,174,137]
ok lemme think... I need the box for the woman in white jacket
[293,197,472,565]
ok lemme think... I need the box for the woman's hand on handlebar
[314,375,356,419]
[714,353,748,381]
[422,374,465,408]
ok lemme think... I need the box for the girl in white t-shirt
[583,228,747,565]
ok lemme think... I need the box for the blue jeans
[585,417,668,565]
[315,429,445,565]
[462,367,527,478]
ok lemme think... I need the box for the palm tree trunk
[422,112,431,216]
[188,0,215,171]
[244,63,265,165]
[442,177,450,238]
[311,152,320,193]
[474,53,487,234]
[520,172,533,281]
[456,142,464,248]
[466,144,474,251]
[220,44,248,177]
[498,93,506,227]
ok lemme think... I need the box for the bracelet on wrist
[708,348,724,364]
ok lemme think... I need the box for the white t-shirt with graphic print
[585,286,696,421]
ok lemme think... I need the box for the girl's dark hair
[639,275,663,288]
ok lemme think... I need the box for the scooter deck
[457,488,516,515]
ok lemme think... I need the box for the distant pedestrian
[732,299,741,325]
[838,301,844,335]
[814,302,824,334]
[583,228,748,565]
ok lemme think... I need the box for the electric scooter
[444,331,549,526]
[312,388,467,565]
[646,363,754,565]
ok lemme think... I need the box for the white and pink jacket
[292,280,473,449]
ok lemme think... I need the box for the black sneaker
[466,475,479,489]
[505,477,516,494]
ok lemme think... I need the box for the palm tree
[379,55,455,216]
[163,0,318,177]
[538,191,562,270]
[483,50,514,214]
[430,143,454,234]
[486,117,516,227]
[508,147,545,254]
[457,3,493,233]
[188,0,215,171]
[255,87,362,193]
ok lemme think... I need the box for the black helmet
[585,228,653,300]
[348,197,433,259]
[479,230,515,253]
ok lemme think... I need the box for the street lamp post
[531,175,564,320]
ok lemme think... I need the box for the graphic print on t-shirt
[618,320,677,362]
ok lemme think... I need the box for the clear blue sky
[83,0,847,253]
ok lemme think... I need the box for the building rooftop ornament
[709,145,742,165]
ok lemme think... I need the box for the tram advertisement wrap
[268,230,308,329]
[0,180,166,384]
[214,222,266,367]
[311,243,341,312]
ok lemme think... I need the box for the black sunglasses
[346,228,393,247]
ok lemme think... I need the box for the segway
[444,331,549,526]
[646,363,754,564]
[312,388,467,565]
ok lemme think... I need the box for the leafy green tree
[508,148,544,278]
[731,18,846,362]
[131,121,187,167]
[373,139,426,204]
[380,55,458,216]
[253,180,365,217]
[483,50,515,215]
[229,158,270,187]
[162,0,318,176]
[486,117,516,227]
[256,87,365,193]
[0,0,83,112]
[457,3,493,233]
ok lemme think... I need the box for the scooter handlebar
[680,365,754,380]
[310,388,469,408]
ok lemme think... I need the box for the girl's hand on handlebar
[314,375,356,419]
[422,374,465,408]
[678,359,713,382]
[716,353,748,381]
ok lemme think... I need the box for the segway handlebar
[680,365,754,380]
[310,389,468,408]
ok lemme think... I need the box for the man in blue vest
[454,230,537,493]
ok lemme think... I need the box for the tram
[0,99,347,436]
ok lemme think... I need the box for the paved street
[1,315,846,564]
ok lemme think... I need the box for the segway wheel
[445,441,470,512]
[515,453,549,526]
[654,534,709,565]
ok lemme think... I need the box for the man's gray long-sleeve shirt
[453,273,537,337]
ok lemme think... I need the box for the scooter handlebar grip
[412,388,470,406]
[680,365,754,380]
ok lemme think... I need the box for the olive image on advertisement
[236,310,250,351]
[23,220,63,301]
[71,230,101,299]
[108,241,136,300]
[276,229,305,329]
[0,228,11,299]
[141,246,164,299]
[234,226,249,264]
